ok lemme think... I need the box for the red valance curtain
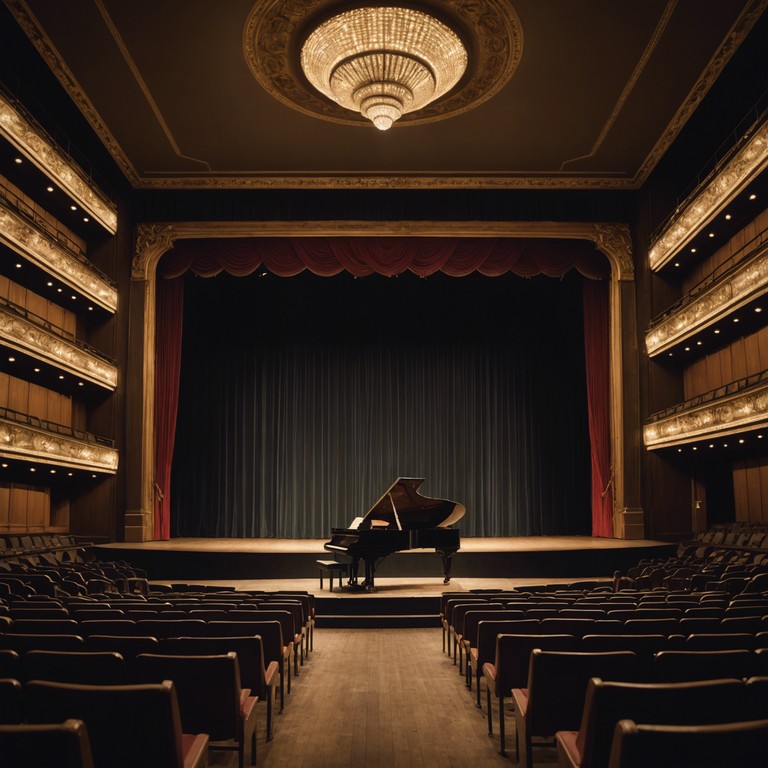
[155,237,611,540]
[157,237,610,279]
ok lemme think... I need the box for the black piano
[324,477,465,591]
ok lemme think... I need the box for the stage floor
[97,535,675,596]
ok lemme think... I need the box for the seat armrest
[182,733,209,768]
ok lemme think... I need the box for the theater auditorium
[1,2,768,766]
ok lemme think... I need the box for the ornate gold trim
[644,381,768,449]
[0,417,118,473]
[649,117,768,271]
[646,240,768,356]
[0,305,117,390]
[133,219,632,280]
[244,0,523,129]
[0,90,118,234]
[0,204,117,313]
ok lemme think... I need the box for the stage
[94,535,677,595]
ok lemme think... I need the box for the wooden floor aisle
[211,627,559,768]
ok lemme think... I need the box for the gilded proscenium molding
[649,118,768,271]
[644,381,768,449]
[0,417,118,473]
[132,220,632,281]
[0,90,118,234]
[646,240,768,356]
[0,305,117,390]
[0,205,117,313]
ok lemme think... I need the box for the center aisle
[236,627,558,768]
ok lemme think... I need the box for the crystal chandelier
[300,6,468,131]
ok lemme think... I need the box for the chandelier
[300,6,468,131]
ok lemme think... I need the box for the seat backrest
[24,650,129,685]
[621,618,680,635]
[135,652,241,740]
[607,718,768,768]
[526,650,637,735]
[492,633,579,695]
[475,620,542,673]
[577,677,749,768]
[77,620,138,637]
[0,718,95,768]
[0,650,23,681]
[8,619,80,635]
[653,649,755,683]
[25,678,193,768]
[7,634,85,653]
[159,636,267,696]
[236,611,294,648]
[135,620,208,639]
[540,618,597,637]
[0,678,24,724]
[685,632,756,651]
[463,609,523,650]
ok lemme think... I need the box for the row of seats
[441,587,768,766]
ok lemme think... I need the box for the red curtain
[583,278,613,537]
[153,276,184,540]
[158,237,610,280]
[156,236,612,539]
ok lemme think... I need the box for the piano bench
[316,560,348,591]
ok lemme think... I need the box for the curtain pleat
[583,278,614,537]
[153,276,184,540]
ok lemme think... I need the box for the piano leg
[348,556,361,587]
[439,549,456,584]
[362,558,376,592]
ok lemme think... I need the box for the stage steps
[314,595,441,629]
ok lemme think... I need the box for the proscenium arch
[126,220,637,542]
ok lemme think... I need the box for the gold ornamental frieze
[649,119,768,271]
[644,381,768,449]
[646,241,768,356]
[0,205,117,313]
[0,91,117,234]
[0,417,118,473]
[0,306,117,390]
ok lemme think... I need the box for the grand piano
[324,477,465,591]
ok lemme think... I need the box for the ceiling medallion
[244,1,523,129]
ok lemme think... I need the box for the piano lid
[357,477,465,531]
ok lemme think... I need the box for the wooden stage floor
[98,535,676,597]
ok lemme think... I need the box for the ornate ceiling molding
[636,0,768,191]
[0,305,117,390]
[644,378,768,449]
[0,204,117,313]
[646,239,768,356]
[649,117,768,271]
[0,89,118,234]
[243,0,523,130]
[133,223,178,280]
[0,417,118,473]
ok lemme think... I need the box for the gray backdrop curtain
[170,269,591,538]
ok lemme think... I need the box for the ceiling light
[725,214,732,220]
[750,194,757,200]
[13,157,22,164]
[756,307,763,313]
[300,6,467,131]
[46,186,53,192]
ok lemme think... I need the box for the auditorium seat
[8,618,80,635]
[0,719,95,768]
[461,609,525,689]
[556,677,752,768]
[580,634,675,680]
[606,718,768,768]
[468,619,541,706]
[685,633,756,651]
[26,678,208,768]
[160,634,279,740]
[136,652,257,768]
[482,633,579,753]
[511,650,637,767]
[205,620,289,710]
[0,649,23,681]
